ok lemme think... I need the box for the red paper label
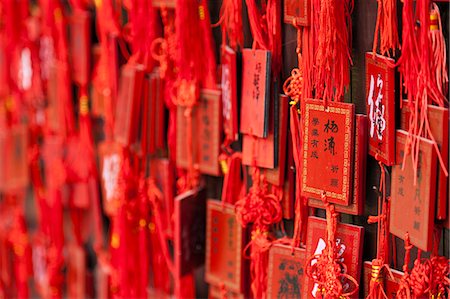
[284,0,310,26]
[400,101,449,220]
[304,216,364,298]
[365,53,396,165]
[174,186,207,277]
[301,99,355,205]
[363,261,402,297]
[222,46,239,142]
[267,244,306,298]
[177,89,222,176]
[308,114,367,215]
[70,11,91,86]
[98,142,122,217]
[390,130,437,251]
[240,49,271,138]
[114,63,145,146]
[0,125,29,192]
[205,201,245,293]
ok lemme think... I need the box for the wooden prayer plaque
[205,200,245,293]
[400,101,449,220]
[363,261,402,298]
[240,49,271,138]
[308,114,367,215]
[304,216,364,298]
[174,186,207,277]
[176,89,222,176]
[284,0,310,26]
[222,46,239,142]
[390,130,437,252]
[301,99,355,205]
[70,10,91,86]
[267,244,306,298]
[365,53,396,165]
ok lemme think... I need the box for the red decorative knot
[283,68,303,105]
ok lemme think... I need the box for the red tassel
[216,0,244,50]
[372,0,399,56]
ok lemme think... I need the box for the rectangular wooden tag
[114,63,145,146]
[69,11,91,86]
[67,244,86,299]
[301,99,355,205]
[149,158,175,237]
[98,141,122,217]
[174,186,207,277]
[208,284,245,299]
[46,64,66,135]
[308,114,367,215]
[365,53,396,165]
[400,101,449,220]
[0,124,29,192]
[363,261,402,297]
[284,0,310,26]
[222,46,239,142]
[176,89,222,176]
[390,130,437,252]
[205,200,245,293]
[153,71,165,151]
[267,244,306,298]
[304,216,364,298]
[240,49,271,138]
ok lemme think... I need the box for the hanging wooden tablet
[205,200,246,293]
[304,216,364,298]
[240,49,271,138]
[69,11,91,87]
[149,158,175,237]
[301,99,355,205]
[114,64,145,146]
[222,46,239,142]
[176,89,222,176]
[0,124,29,192]
[363,261,402,298]
[365,53,396,165]
[283,0,310,26]
[174,186,207,277]
[98,141,122,217]
[308,114,367,215]
[267,244,306,298]
[390,130,437,252]
[400,101,449,220]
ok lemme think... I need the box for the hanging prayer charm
[365,53,396,166]
[301,99,355,205]
[283,0,310,26]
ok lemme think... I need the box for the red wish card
[222,46,239,142]
[365,53,396,165]
[149,158,175,237]
[400,101,449,220]
[205,201,245,293]
[177,89,222,176]
[98,141,122,217]
[67,244,86,299]
[308,114,367,215]
[284,0,310,26]
[390,130,437,252]
[304,216,364,298]
[363,261,402,298]
[301,99,355,205]
[174,186,207,277]
[114,63,145,146]
[0,125,29,192]
[267,244,306,298]
[69,11,91,86]
[240,49,271,138]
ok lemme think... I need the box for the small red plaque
[208,284,245,299]
[70,11,91,86]
[284,0,310,26]
[205,200,245,293]
[67,244,86,299]
[222,46,239,142]
[301,99,355,205]
[365,53,396,165]
[240,49,271,138]
[267,244,306,298]
[390,130,437,252]
[363,261,402,298]
[304,216,364,298]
